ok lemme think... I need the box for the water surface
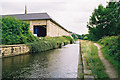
[2,43,79,78]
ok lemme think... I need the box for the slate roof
[2,13,51,20]
[2,13,69,32]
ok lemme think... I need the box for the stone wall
[0,41,71,58]
[24,20,70,37]
[0,44,30,58]
[47,20,70,37]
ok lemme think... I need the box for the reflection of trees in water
[3,54,30,69]
[2,54,31,78]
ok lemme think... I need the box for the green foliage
[83,36,88,40]
[98,36,120,74]
[87,2,120,41]
[51,36,74,45]
[81,40,109,79]
[69,31,82,40]
[98,36,119,60]
[2,16,37,45]
[30,36,73,53]
[62,36,74,44]
[30,38,57,53]
[79,34,90,40]
[71,34,78,40]
[0,16,2,45]
[71,33,82,40]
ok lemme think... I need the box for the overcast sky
[0,0,110,34]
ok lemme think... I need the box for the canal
[2,42,80,78]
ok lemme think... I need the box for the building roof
[2,13,51,20]
[2,13,69,32]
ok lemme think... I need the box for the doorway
[34,25,46,37]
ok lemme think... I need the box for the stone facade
[47,20,70,37]
[25,20,70,37]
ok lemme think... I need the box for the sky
[0,0,110,35]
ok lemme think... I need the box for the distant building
[2,6,70,37]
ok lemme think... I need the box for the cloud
[1,0,109,34]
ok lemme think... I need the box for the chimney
[25,5,27,14]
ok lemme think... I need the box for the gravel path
[94,43,118,78]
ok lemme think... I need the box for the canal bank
[0,42,66,58]
[0,36,73,58]
[2,42,80,78]
[0,44,30,58]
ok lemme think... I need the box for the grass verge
[81,40,109,79]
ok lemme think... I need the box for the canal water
[2,42,80,78]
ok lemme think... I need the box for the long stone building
[2,13,70,37]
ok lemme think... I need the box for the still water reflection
[2,43,79,78]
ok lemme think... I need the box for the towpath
[94,43,118,78]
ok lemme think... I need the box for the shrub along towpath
[81,40,108,79]
[94,43,118,78]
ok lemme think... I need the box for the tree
[71,34,78,40]
[87,1,120,41]
[0,16,2,45]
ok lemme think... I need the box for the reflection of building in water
[2,6,70,37]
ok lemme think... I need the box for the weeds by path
[98,36,120,76]
[81,40,109,79]
[94,43,118,78]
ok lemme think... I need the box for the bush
[30,36,73,53]
[63,36,74,44]
[83,36,88,40]
[98,36,120,74]
[2,16,37,45]
[98,36,119,60]
[30,39,57,53]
